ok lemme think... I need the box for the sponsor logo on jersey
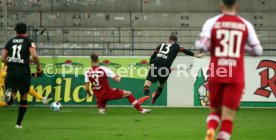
[99,59,121,68]
[255,60,276,98]
[128,59,149,68]
[7,57,24,64]
[194,69,210,107]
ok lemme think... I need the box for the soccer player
[84,54,151,114]
[0,63,48,107]
[2,23,42,128]
[143,35,204,104]
[195,0,263,139]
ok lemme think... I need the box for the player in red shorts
[84,54,151,114]
[196,0,263,139]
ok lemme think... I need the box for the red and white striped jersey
[197,13,262,83]
[85,66,116,96]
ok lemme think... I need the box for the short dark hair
[223,0,236,8]
[169,35,178,42]
[15,23,27,34]
[90,54,99,62]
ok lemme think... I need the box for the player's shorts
[96,88,124,109]
[146,63,171,84]
[208,82,244,110]
[5,66,31,95]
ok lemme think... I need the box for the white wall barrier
[167,57,276,107]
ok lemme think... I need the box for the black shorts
[146,63,171,84]
[5,66,31,95]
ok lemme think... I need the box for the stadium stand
[0,0,275,56]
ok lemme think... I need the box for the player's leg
[15,71,32,128]
[4,74,17,105]
[205,82,223,140]
[16,93,28,128]
[0,101,7,107]
[122,90,144,112]
[123,90,151,113]
[0,87,7,107]
[97,99,107,114]
[216,83,243,140]
[28,87,48,104]
[143,63,158,97]
[29,87,42,100]
[151,83,164,104]
[152,66,170,104]
[143,80,152,96]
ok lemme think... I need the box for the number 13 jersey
[200,14,260,83]
[152,42,185,67]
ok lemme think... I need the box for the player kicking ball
[143,35,204,104]
[84,54,151,114]
[196,0,263,139]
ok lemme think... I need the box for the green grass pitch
[0,107,275,140]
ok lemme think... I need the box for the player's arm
[179,47,204,58]
[102,67,121,83]
[1,49,8,65]
[150,45,160,64]
[29,42,42,72]
[84,73,92,97]
[244,22,263,56]
[195,18,213,52]
[84,82,92,97]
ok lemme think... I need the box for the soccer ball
[51,102,62,112]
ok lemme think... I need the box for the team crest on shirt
[255,60,276,98]
[99,59,121,68]
[54,59,83,68]
[128,59,149,69]
[194,69,210,107]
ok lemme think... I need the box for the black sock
[143,86,150,96]
[16,100,28,126]
[153,87,163,100]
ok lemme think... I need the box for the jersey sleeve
[101,67,116,78]
[84,71,90,83]
[4,40,11,50]
[154,44,161,52]
[196,15,221,51]
[242,18,263,56]
[29,39,36,49]
[199,19,214,39]
[246,21,260,46]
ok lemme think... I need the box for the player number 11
[12,44,22,59]
[215,30,242,58]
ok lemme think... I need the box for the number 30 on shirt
[215,30,243,58]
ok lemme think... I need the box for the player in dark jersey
[143,35,204,104]
[2,23,42,128]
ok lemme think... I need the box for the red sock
[207,112,221,130]
[127,94,136,103]
[217,120,233,140]
[127,94,143,111]
[134,103,143,111]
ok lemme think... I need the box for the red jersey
[85,66,116,96]
[198,14,261,83]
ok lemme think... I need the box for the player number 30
[215,30,243,58]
